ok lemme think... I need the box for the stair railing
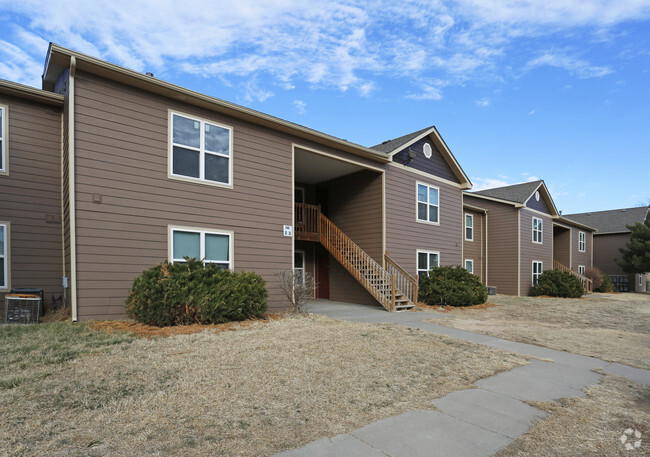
[385,251,419,306]
[553,260,593,294]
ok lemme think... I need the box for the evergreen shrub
[125,258,267,326]
[418,266,487,307]
[598,274,615,293]
[531,269,584,298]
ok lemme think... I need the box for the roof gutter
[43,44,390,164]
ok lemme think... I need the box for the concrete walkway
[274,300,650,457]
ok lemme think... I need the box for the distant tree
[616,218,650,273]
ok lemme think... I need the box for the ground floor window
[465,259,473,274]
[294,250,305,284]
[417,250,439,278]
[169,226,232,269]
[578,265,585,275]
[532,261,543,286]
[0,223,7,289]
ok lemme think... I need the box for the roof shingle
[369,126,434,154]
[563,207,650,234]
[468,181,543,205]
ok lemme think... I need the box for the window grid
[416,183,440,224]
[170,112,232,185]
[578,265,585,275]
[532,217,543,244]
[578,231,586,252]
[532,261,543,286]
[417,250,440,277]
[465,214,473,241]
[170,227,232,269]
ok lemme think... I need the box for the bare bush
[276,269,316,314]
[584,267,604,290]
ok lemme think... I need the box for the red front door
[316,247,330,299]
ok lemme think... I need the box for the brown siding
[392,137,460,183]
[520,209,554,295]
[462,209,486,283]
[71,72,388,319]
[463,195,519,295]
[385,165,463,277]
[593,233,630,276]
[0,93,63,313]
[326,170,383,306]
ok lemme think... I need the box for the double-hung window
[0,224,7,289]
[532,217,543,244]
[578,231,586,252]
[465,214,473,241]
[170,226,232,269]
[0,105,6,174]
[578,265,585,275]
[417,183,439,224]
[417,250,439,278]
[171,112,232,185]
[532,261,543,285]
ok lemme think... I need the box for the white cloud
[471,174,541,191]
[528,109,536,115]
[293,100,307,114]
[475,98,490,106]
[0,0,645,97]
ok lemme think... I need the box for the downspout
[517,208,521,296]
[59,107,66,309]
[68,56,78,322]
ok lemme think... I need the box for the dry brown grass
[495,374,650,456]
[425,293,650,369]
[0,314,526,457]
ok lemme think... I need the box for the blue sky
[1,0,649,214]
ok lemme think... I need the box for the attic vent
[145,72,154,77]
[535,191,540,201]
[381,140,390,144]
[423,143,432,159]
[622,209,627,212]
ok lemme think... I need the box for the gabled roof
[564,207,650,235]
[369,125,472,188]
[42,43,390,164]
[0,78,64,106]
[465,180,559,217]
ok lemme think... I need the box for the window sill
[168,173,233,189]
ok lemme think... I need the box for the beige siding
[463,195,519,295]
[519,209,554,295]
[385,165,463,277]
[326,170,383,306]
[0,93,63,313]
[462,209,486,283]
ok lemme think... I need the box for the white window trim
[465,259,474,274]
[168,110,233,188]
[465,213,473,241]
[578,231,586,252]
[578,265,585,275]
[532,217,543,244]
[0,222,9,290]
[417,250,440,276]
[416,182,440,225]
[0,105,7,175]
[532,261,543,286]
[168,225,234,269]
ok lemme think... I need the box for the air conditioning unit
[4,294,41,324]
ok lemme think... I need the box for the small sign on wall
[283,225,293,237]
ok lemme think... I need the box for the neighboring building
[463,181,595,296]
[0,80,64,317]
[564,206,650,292]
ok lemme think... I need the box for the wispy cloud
[471,174,541,191]
[293,100,307,115]
[475,98,490,107]
[0,0,646,96]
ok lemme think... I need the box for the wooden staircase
[553,260,593,293]
[296,203,417,311]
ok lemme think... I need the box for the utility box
[487,286,497,295]
[4,294,42,324]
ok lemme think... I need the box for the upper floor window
[578,231,586,252]
[0,223,7,289]
[578,265,585,275]
[465,214,473,241]
[417,183,439,224]
[170,112,232,186]
[0,105,6,174]
[417,250,439,278]
[532,217,543,244]
[170,226,232,269]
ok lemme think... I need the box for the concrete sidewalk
[273,300,650,457]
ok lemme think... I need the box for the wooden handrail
[553,260,593,294]
[385,251,419,306]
